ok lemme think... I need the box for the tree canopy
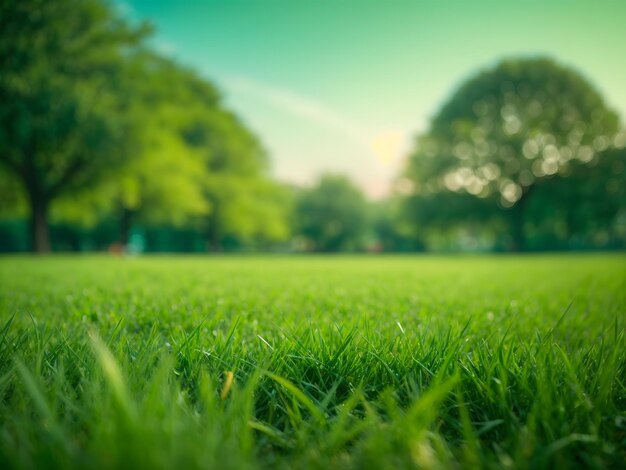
[0,0,149,251]
[403,57,624,250]
[0,0,288,252]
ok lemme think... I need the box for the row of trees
[0,0,288,253]
[1,0,625,252]
[2,156,623,253]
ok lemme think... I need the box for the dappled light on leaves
[404,57,625,251]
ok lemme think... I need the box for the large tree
[0,0,148,252]
[404,57,620,250]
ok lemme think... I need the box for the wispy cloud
[215,74,416,197]
[154,40,177,57]
[219,75,371,149]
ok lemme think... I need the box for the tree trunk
[29,195,50,253]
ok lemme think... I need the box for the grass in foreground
[0,255,624,469]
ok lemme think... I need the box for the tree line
[1,0,625,253]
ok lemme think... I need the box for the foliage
[371,198,424,252]
[49,53,221,241]
[0,255,624,468]
[404,57,624,250]
[0,0,287,252]
[196,110,291,249]
[0,0,150,251]
[293,174,369,251]
[523,147,626,248]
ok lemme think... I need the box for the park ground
[0,254,624,469]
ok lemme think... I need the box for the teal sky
[123,0,626,197]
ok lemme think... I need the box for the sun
[370,130,409,166]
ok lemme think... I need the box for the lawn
[0,255,624,469]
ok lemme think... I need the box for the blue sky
[122,0,626,197]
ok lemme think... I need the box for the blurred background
[1,0,625,253]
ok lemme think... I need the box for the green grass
[0,255,624,469]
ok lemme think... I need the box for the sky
[123,0,626,198]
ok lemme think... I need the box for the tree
[294,174,368,252]
[47,49,283,250]
[0,0,149,252]
[91,52,217,246]
[404,57,620,251]
[180,106,290,251]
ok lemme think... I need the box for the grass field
[0,255,624,469]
